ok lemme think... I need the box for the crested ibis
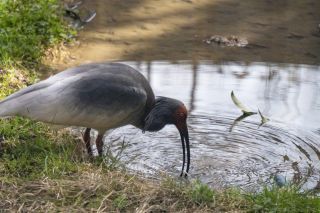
[0,63,190,176]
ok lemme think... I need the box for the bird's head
[143,96,190,176]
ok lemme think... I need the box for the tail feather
[0,81,49,117]
[0,98,17,117]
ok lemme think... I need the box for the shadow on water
[95,61,320,191]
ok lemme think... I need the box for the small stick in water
[258,109,270,124]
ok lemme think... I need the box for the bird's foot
[180,171,189,178]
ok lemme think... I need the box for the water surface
[96,61,320,191]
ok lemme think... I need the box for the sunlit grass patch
[0,64,36,100]
[0,0,76,67]
[0,117,83,179]
[188,179,215,205]
[0,168,148,211]
[250,185,320,212]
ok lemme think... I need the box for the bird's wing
[0,72,147,131]
[45,62,129,82]
[0,63,104,105]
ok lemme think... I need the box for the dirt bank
[51,0,320,69]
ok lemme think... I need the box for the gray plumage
[0,63,154,132]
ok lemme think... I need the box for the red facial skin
[174,104,188,129]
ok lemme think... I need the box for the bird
[0,62,190,176]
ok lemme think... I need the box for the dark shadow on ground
[56,0,320,68]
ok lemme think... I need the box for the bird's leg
[96,134,104,156]
[83,128,92,156]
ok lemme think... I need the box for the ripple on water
[100,112,320,191]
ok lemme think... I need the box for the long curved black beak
[177,123,190,177]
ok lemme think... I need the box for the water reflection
[229,113,254,132]
[102,61,320,191]
[139,61,320,128]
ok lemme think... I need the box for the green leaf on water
[231,91,256,115]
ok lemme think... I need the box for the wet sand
[51,0,320,69]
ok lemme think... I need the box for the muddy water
[95,61,320,191]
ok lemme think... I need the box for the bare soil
[51,0,320,69]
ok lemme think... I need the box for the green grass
[0,0,75,68]
[0,63,36,100]
[250,185,320,212]
[188,179,215,205]
[0,0,79,181]
[0,117,80,179]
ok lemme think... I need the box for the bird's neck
[132,92,156,130]
[140,96,176,132]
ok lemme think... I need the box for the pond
[88,61,320,191]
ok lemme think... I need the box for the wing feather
[0,64,149,131]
